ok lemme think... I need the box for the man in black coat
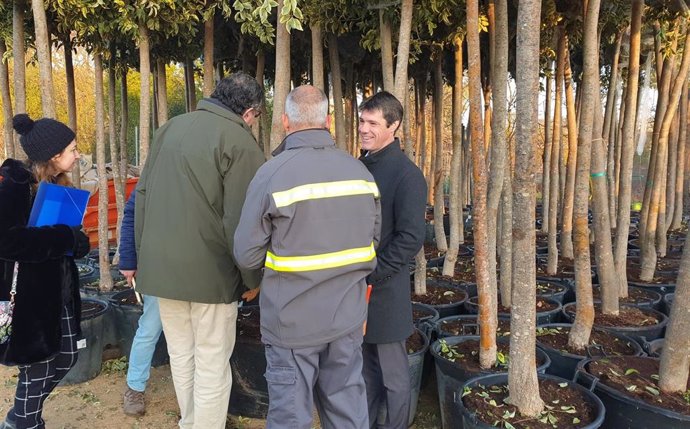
[358,92,427,429]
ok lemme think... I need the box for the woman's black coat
[0,159,81,365]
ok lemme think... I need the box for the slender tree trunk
[486,0,508,299]
[138,24,151,165]
[507,0,544,416]
[119,74,129,180]
[156,58,168,125]
[604,31,623,229]
[413,248,427,295]
[328,34,347,152]
[417,77,428,173]
[467,0,496,370]
[393,0,414,104]
[665,110,679,234]
[0,41,14,159]
[64,37,80,187]
[94,55,113,292]
[270,0,290,151]
[403,79,414,159]
[184,59,197,112]
[255,49,265,145]
[443,36,465,277]
[13,0,27,159]
[30,0,55,118]
[568,0,602,350]
[671,80,688,229]
[642,29,690,281]
[428,106,436,204]
[547,30,565,275]
[614,1,643,298]
[561,41,578,260]
[379,9,394,92]
[108,54,125,258]
[541,69,553,234]
[499,168,513,304]
[433,52,447,252]
[311,23,324,91]
[203,17,214,97]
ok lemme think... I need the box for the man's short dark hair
[359,91,403,130]
[211,72,263,116]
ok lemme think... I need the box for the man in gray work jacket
[234,85,381,429]
[135,72,264,429]
[359,91,427,429]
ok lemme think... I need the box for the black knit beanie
[12,114,76,162]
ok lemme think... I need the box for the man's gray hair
[284,86,329,128]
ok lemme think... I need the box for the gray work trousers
[264,329,368,429]
[362,341,410,429]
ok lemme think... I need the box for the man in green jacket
[134,72,265,429]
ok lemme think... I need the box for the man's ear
[282,113,290,132]
[241,109,254,125]
[325,115,332,130]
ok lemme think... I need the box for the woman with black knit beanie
[0,114,91,429]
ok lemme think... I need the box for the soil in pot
[411,282,468,306]
[406,330,425,353]
[436,338,545,374]
[584,356,690,416]
[467,295,560,315]
[563,304,661,328]
[592,285,661,308]
[438,316,511,337]
[462,378,600,429]
[536,326,638,357]
[627,266,676,285]
[81,276,129,296]
[536,257,581,281]
[628,256,680,275]
[426,257,477,284]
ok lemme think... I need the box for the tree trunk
[641,28,690,281]
[603,31,623,229]
[403,79,414,159]
[184,59,197,112]
[443,35,465,277]
[467,0,496,370]
[119,74,129,181]
[30,0,55,118]
[416,76,427,172]
[13,0,27,159]
[614,0,643,298]
[156,58,169,125]
[413,248,427,295]
[94,55,113,292]
[560,41,578,260]
[0,41,14,159]
[433,52,447,252]
[670,80,688,229]
[64,37,80,187]
[311,23,324,91]
[108,54,125,261]
[499,169,513,304]
[658,223,690,392]
[507,0,544,417]
[568,0,602,350]
[665,109,679,234]
[138,24,151,165]
[547,30,565,275]
[270,0,290,152]
[393,0,414,104]
[328,34,347,152]
[486,0,508,299]
[203,17,214,97]
[379,9,394,92]
[254,49,265,145]
[541,68,553,235]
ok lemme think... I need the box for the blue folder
[28,182,90,227]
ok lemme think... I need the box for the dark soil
[437,339,546,373]
[462,379,600,429]
[424,242,444,260]
[468,296,560,314]
[406,331,425,354]
[113,289,140,305]
[81,300,106,318]
[592,286,659,306]
[628,256,680,274]
[585,356,690,416]
[536,281,567,295]
[536,326,638,356]
[236,306,261,343]
[536,257,583,280]
[412,283,468,306]
[426,257,477,283]
[412,307,436,324]
[438,317,511,337]
[627,266,676,285]
[564,304,661,327]
[81,277,129,293]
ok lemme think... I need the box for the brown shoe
[123,387,145,416]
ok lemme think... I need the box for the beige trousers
[158,298,238,429]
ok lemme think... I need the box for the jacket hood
[0,159,35,185]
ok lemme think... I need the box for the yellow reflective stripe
[272,180,380,208]
[265,243,376,272]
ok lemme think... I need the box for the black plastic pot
[415,282,469,319]
[228,306,268,419]
[641,338,664,357]
[412,302,439,338]
[407,328,430,426]
[108,289,169,367]
[536,323,644,380]
[536,279,571,304]
[627,278,676,295]
[465,295,563,325]
[576,356,690,428]
[663,293,674,316]
[457,372,605,429]
[592,285,662,310]
[60,298,110,385]
[434,314,511,338]
[430,335,551,429]
[561,303,668,343]
[76,263,97,284]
